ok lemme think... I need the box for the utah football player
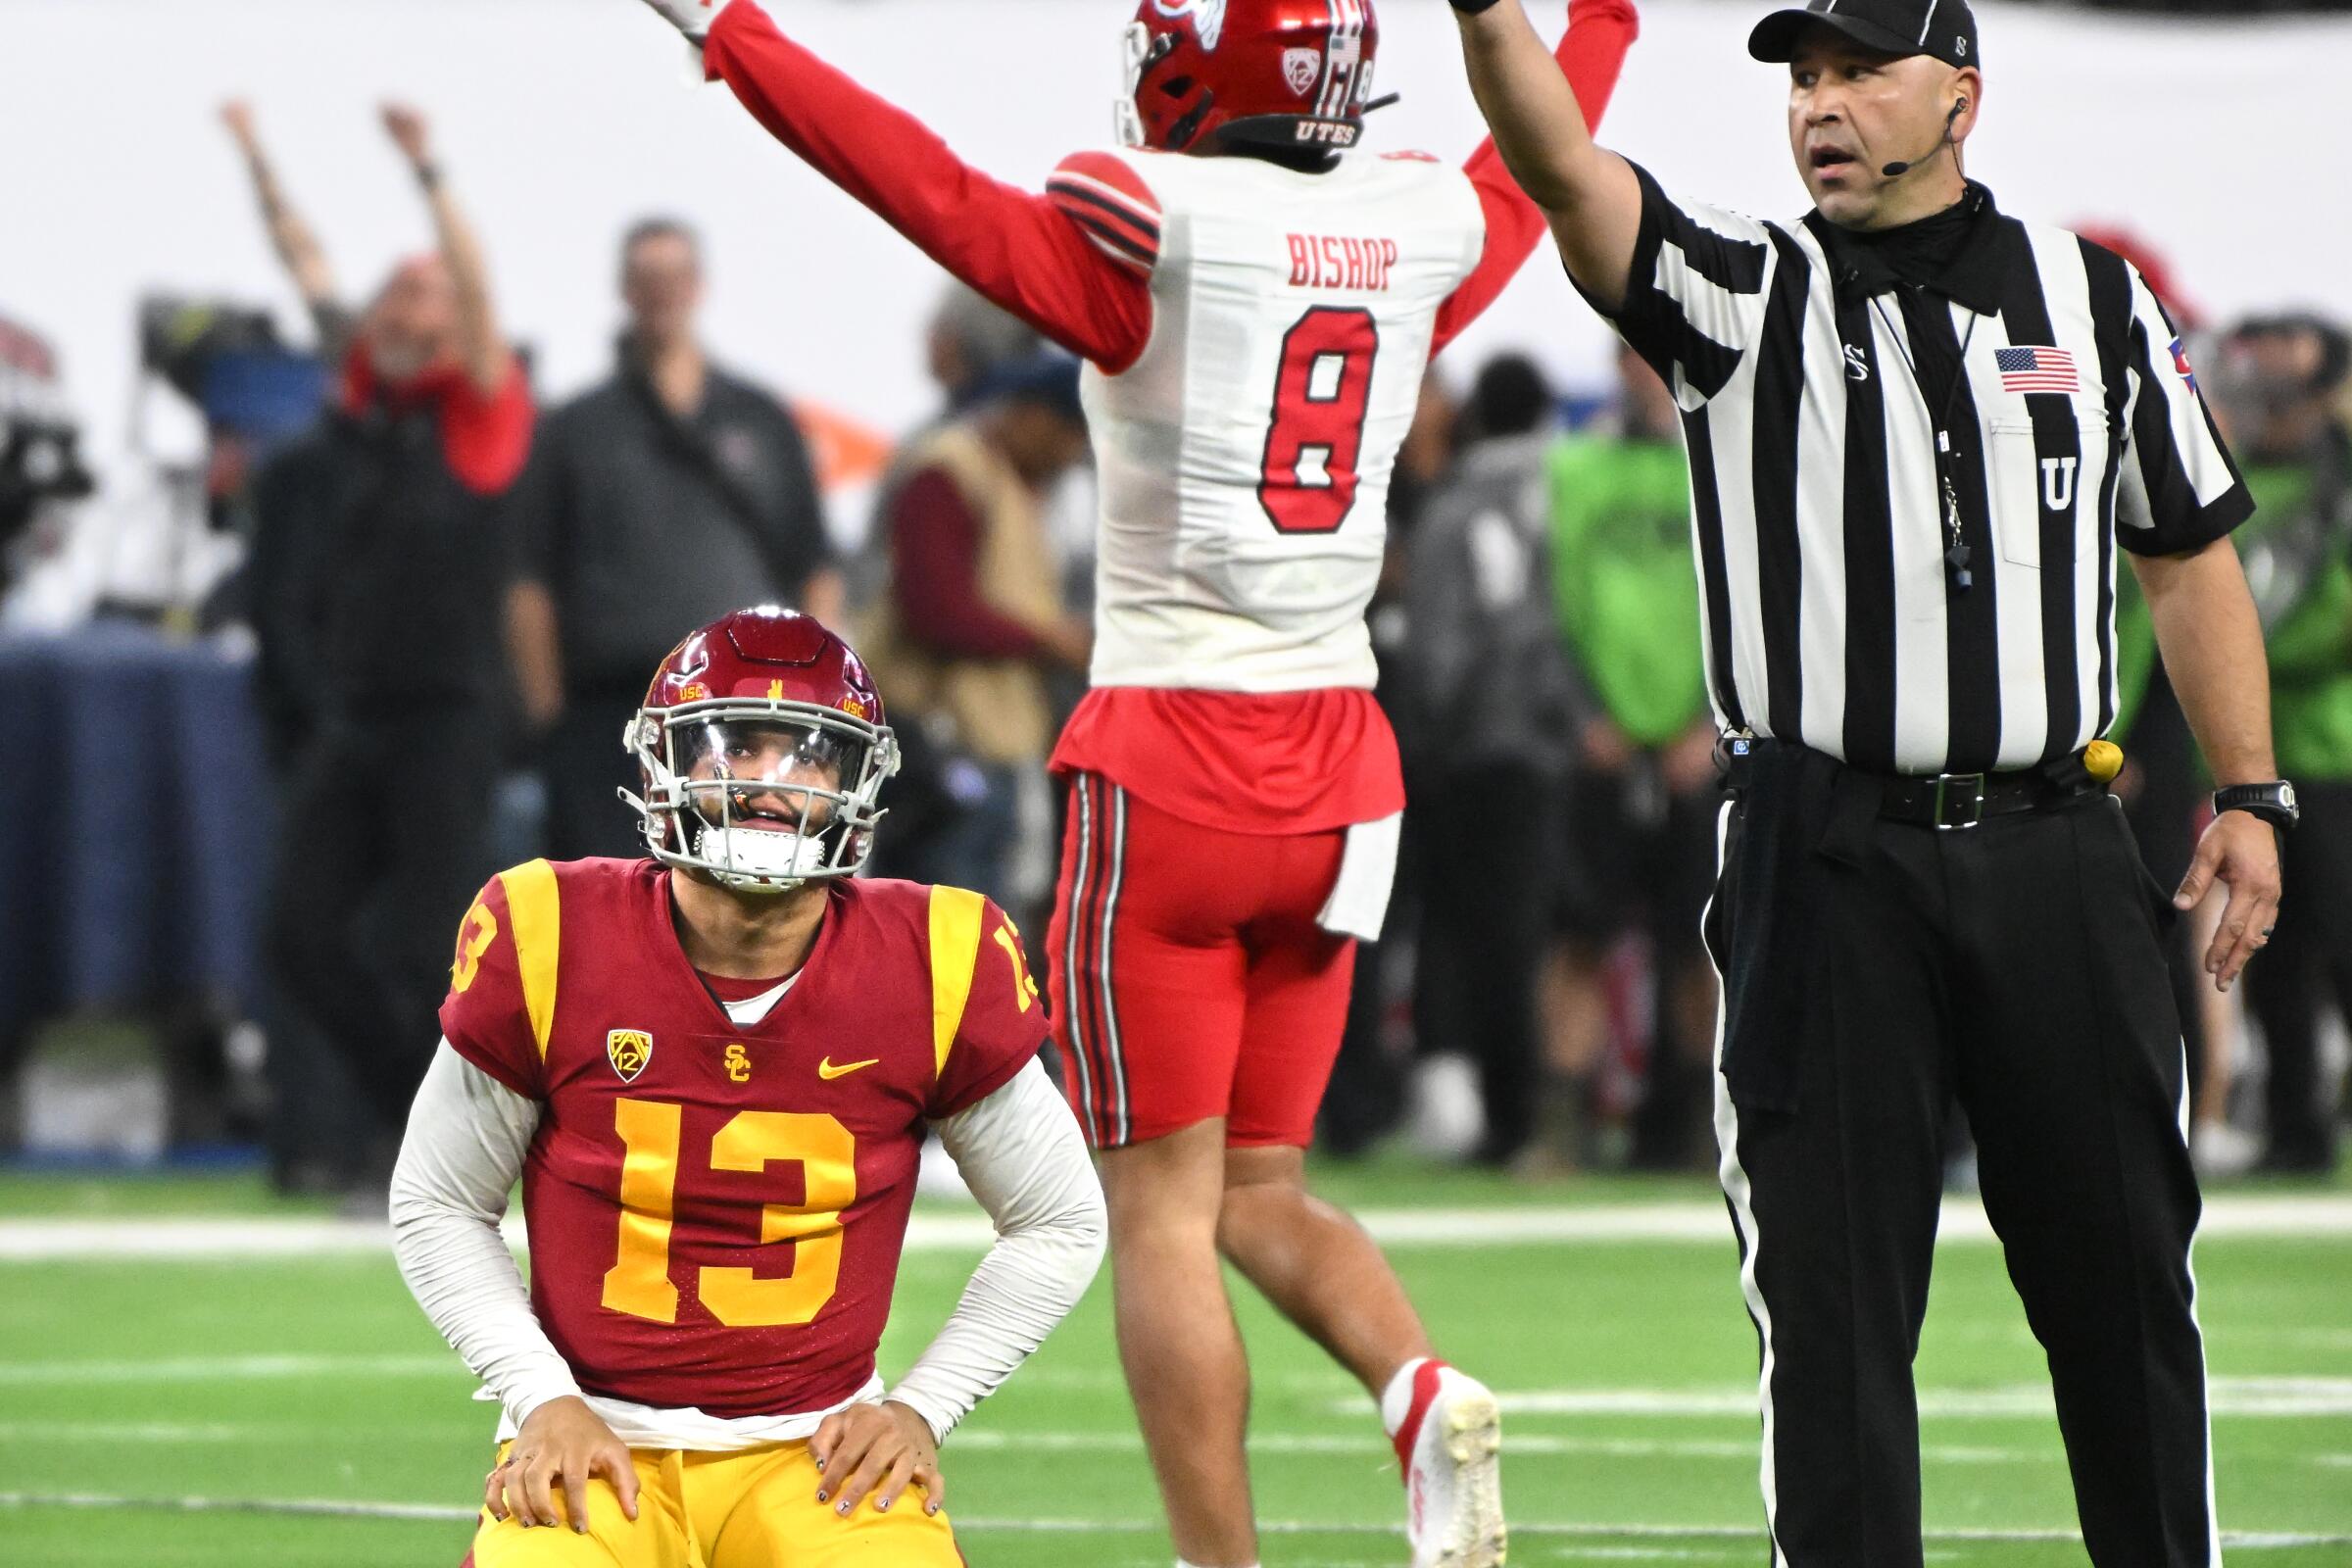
[622,4,1641,1564]
[389,608,1104,1567]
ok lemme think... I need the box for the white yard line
[0,1335,2342,1439]
[942,1430,2044,1464]
[0,1492,2346,1548]
[0,1353,461,1386]
[4,1194,2350,1261]
[1488,1377,2352,1421]
[13,1418,2352,1476]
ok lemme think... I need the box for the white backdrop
[5,0,2348,477]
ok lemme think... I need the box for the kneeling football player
[391,607,1105,1566]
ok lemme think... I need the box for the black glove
[1449,0,1508,12]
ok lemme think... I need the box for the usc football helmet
[1116,0,1384,155]
[623,608,900,894]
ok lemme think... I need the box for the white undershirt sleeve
[887,1058,1107,1446]
[389,1042,583,1429]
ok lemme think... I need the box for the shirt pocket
[1987,410,2108,570]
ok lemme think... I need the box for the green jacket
[1547,433,1710,748]
[2239,434,2352,781]
[2113,430,2352,781]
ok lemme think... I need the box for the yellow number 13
[601,1100,857,1328]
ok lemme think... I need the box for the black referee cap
[1748,0,1980,70]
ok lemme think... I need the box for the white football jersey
[1063,147,1486,693]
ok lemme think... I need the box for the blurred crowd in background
[1,92,2346,1201]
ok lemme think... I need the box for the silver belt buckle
[1934,773,1986,830]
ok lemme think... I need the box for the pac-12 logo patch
[1283,47,1321,98]
[607,1030,655,1083]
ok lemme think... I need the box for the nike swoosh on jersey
[816,1056,881,1080]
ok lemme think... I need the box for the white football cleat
[633,0,730,44]
[1391,1360,1507,1568]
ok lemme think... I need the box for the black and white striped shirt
[1592,167,2252,776]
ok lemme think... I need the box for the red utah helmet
[1116,0,1383,155]
[623,607,899,893]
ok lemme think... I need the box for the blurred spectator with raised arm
[2212,314,2352,1174]
[1401,355,1583,1168]
[220,101,356,365]
[1546,345,1721,1171]
[511,218,840,861]
[859,354,1093,912]
[249,104,533,1191]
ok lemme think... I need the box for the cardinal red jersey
[437,858,1044,1420]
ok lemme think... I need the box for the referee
[1450,2,2291,1564]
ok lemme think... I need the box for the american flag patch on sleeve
[1996,346,2081,395]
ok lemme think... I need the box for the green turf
[1,1172,2347,1566]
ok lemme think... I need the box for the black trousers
[543,686,651,862]
[1558,760,1723,1168]
[2247,778,2352,1169]
[268,704,505,1140]
[1413,762,1559,1159]
[1709,785,2215,1568]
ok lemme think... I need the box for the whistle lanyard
[1871,293,1984,592]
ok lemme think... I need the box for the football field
[3,1160,2348,1567]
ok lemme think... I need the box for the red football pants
[1048,773,1356,1150]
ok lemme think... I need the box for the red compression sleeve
[704,3,1152,371]
[891,469,1051,661]
[1431,0,1640,357]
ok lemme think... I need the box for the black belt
[1874,768,2087,830]
[1722,738,2101,831]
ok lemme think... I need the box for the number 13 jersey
[1067,146,1484,695]
[436,858,1044,1420]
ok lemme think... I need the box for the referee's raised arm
[1448,0,1642,309]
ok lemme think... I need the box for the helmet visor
[670,715,860,836]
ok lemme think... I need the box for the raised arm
[220,102,348,351]
[1450,0,1644,312]
[382,103,514,396]
[638,0,1152,372]
[1433,0,1640,355]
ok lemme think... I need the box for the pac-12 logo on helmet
[1117,0,1382,155]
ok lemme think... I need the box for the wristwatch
[2213,781,2299,832]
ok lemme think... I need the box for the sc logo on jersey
[608,1030,655,1084]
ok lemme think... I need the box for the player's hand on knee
[484,1456,515,1521]
[509,1396,641,1533]
[811,1399,945,1518]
